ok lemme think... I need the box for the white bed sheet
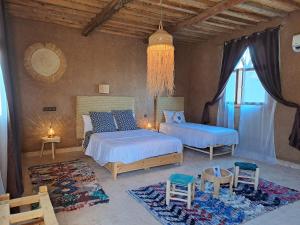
[85,129,182,166]
[159,122,238,148]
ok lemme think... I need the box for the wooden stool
[166,173,195,209]
[201,168,233,197]
[40,136,61,159]
[234,162,260,190]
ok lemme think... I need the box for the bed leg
[112,163,118,180]
[209,146,213,160]
[231,144,235,156]
[179,153,183,165]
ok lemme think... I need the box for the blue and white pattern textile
[89,112,117,133]
[112,110,137,131]
[173,111,186,123]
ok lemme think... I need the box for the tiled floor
[22,149,300,225]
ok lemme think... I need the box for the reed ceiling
[5,0,300,43]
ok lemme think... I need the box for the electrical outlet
[43,107,57,112]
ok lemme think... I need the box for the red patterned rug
[29,159,109,213]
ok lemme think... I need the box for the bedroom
[0,0,300,224]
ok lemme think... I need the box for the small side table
[40,136,61,159]
[201,168,233,197]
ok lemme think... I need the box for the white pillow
[173,111,186,123]
[163,110,176,123]
[82,115,93,134]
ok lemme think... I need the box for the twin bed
[156,97,238,160]
[77,96,238,179]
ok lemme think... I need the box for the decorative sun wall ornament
[24,42,67,83]
[147,0,175,97]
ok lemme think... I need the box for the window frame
[228,68,265,106]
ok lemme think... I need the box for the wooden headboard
[155,97,184,128]
[76,96,135,139]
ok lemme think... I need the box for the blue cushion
[169,173,194,186]
[234,162,258,171]
[89,112,117,133]
[112,110,137,131]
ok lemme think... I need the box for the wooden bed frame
[76,96,183,179]
[104,152,183,180]
[156,97,235,160]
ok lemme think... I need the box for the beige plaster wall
[7,17,189,152]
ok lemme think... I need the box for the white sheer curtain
[217,97,235,129]
[235,93,277,163]
[217,73,235,129]
[0,66,8,194]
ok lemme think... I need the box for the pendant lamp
[147,1,175,97]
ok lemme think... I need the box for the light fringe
[147,44,174,97]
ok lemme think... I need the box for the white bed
[156,97,239,160]
[77,96,183,179]
[160,122,238,158]
[85,129,183,166]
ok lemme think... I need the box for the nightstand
[40,136,61,159]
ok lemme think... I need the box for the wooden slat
[82,0,133,36]
[39,192,59,225]
[7,0,95,18]
[221,9,269,22]
[235,2,287,17]
[168,0,247,33]
[250,0,300,12]
[9,209,44,224]
[32,0,102,13]
[7,2,90,23]
[0,203,10,225]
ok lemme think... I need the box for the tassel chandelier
[147,0,175,97]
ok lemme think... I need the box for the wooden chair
[0,186,58,225]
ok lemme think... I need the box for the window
[225,48,266,105]
[0,67,7,117]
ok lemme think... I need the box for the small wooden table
[201,168,233,197]
[41,136,61,159]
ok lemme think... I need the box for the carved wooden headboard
[76,96,135,139]
[155,97,184,128]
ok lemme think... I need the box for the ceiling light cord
[159,0,163,30]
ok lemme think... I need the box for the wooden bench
[0,186,58,225]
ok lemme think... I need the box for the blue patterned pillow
[89,112,117,133]
[112,110,137,131]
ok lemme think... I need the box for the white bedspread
[85,129,182,166]
[159,122,238,148]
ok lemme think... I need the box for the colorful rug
[128,177,300,225]
[29,159,109,213]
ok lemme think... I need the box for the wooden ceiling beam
[82,0,133,36]
[167,0,247,33]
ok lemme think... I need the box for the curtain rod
[223,25,282,46]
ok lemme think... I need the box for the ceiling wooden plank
[82,0,133,36]
[7,0,95,18]
[167,0,247,33]
[235,2,287,17]
[250,0,300,12]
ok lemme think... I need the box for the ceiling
[5,0,300,43]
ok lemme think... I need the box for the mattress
[85,129,183,166]
[159,122,238,149]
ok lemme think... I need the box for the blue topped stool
[234,162,260,190]
[166,173,195,209]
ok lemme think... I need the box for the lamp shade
[147,25,175,97]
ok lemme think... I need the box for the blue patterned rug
[29,159,109,213]
[128,178,300,225]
